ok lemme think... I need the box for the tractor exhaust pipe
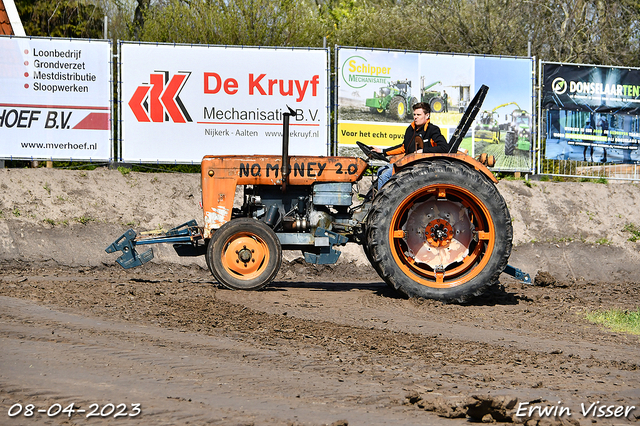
[282,105,298,193]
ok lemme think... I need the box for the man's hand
[372,147,383,154]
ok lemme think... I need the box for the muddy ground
[1,168,640,425]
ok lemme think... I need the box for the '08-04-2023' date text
[7,402,141,419]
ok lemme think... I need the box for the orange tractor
[107,85,529,302]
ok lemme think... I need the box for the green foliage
[595,177,609,184]
[12,208,21,217]
[52,161,101,170]
[595,237,611,245]
[139,0,325,47]
[15,0,640,68]
[16,0,105,38]
[75,215,95,224]
[623,223,640,242]
[585,308,640,335]
[128,163,200,174]
[117,166,131,176]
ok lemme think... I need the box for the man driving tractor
[373,102,447,189]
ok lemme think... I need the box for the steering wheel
[356,141,389,162]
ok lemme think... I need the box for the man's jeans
[377,164,393,190]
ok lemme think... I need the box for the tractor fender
[391,152,498,184]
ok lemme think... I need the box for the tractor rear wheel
[208,218,282,290]
[389,96,407,120]
[366,159,512,302]
[430,97,445,113]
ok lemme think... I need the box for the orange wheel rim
[389,184,495,288]
[220,232,270,280]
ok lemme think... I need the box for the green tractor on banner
[420,80,446,113]
[365,79,417,120]
[473,102,531,156]
[474,110,501,143]
[502,109,532,156]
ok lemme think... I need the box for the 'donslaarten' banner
[0,36,112,161]
[542,62,640,164]
[120,43,328,163]
[542,63,640,114]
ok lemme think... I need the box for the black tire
[204,238,214,275]
[505,131,517,156]
[369,107,384,114]
[208,218,282,290]
[389,96,407,120]
[365,159,512,302]
[430,97,445,113]
[409,97,418,109]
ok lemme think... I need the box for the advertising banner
[0,36,112,161]
[120,43,328,163]
[542,63,640,114]
[542,62,640,164]
[336,47,534,172]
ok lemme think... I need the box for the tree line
[14,0,640,67]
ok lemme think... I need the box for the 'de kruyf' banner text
[0,36,112,161]
[542,63,640,164]
[120,43,328,163]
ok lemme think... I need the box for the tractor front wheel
[208,218,282,290]
[366,159,512,302]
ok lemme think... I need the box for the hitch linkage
[503,264,532,284]
[105,220,202,269]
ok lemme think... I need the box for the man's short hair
[413,102,431,115]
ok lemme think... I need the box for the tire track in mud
[1,265,639,425]
[0,297,441,425]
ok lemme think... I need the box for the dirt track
[1,261,639,425]
[1,169,640,425]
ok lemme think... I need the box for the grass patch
[75,215,95,225]
[117,166,131,176]
[585,308,640,335]
[623,223,640,242]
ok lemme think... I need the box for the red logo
[128,71,192,123]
